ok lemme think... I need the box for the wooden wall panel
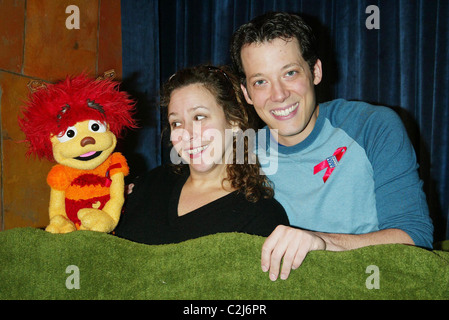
[0,72,54,229]
[0,0,25,73]
[23,0,99,81]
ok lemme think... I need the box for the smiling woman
[161,65,269,201]
[114,65,289,245]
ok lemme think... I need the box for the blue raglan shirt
[256,99,434,249]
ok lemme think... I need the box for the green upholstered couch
[1,227,448,300]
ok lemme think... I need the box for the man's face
[240,38,322,146]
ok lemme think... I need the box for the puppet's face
[50,119,117,170]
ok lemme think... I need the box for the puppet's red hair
[18,74,137,161]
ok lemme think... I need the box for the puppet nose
[80,136,96,147]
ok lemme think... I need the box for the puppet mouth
[74,151,102,161]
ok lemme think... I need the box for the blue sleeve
[363,106,434,248]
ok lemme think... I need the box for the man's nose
[270,81,289,102]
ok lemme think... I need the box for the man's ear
[313,59,323,85]
[240,84,254,105]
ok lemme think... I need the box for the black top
[114,165,289,245]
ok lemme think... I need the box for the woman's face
[168,84,236,174]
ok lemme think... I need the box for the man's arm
[261,225,414,281]
[316,228,414,251]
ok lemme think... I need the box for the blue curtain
[121,0,161,175]
[121,0,449,241]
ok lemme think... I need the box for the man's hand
[261,225,326,281]
[261,226,415,281]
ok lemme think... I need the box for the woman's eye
[88,120,107,133]
[57,126,77,143]
[170,121,181,128]
[194,115,206,121]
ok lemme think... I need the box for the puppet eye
[88,120,107,133]
[57,126,77,143]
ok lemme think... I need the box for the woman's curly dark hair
[160,64,273,202]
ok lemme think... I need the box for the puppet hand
[77,208,117,233]
[45,215,76,233]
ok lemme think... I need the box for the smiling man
[240,37,322,147]
[230,12,434,281]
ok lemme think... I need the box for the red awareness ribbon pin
[313,147,347,183]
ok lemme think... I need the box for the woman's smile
[186,143,210,158]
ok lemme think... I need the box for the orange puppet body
[47,152,129,229]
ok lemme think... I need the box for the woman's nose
[183,122,202,141]
[181,128,192,141]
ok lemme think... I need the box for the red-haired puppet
[19,71,136,233]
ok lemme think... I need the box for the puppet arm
[45,188,76,233]
[78,172,125,233]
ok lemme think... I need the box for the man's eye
[285,70,298,77]
[57,126,77,143]
[89,120,107,133]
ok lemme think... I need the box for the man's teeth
[187,145,209,155]
[271,102,299,117]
